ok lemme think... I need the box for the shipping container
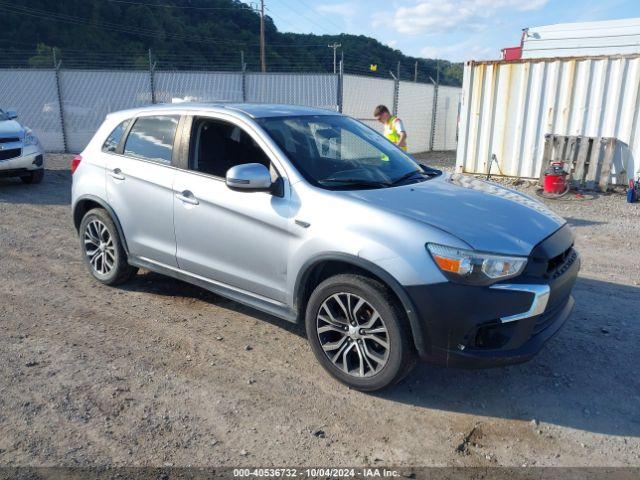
[522,18,640,59]
[456,54,640,184]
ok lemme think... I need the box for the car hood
[0,120,24,137]
[343,173,566,256]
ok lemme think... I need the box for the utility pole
[260,0,266,72]
[414,60,418,82]
[328,42,341,74]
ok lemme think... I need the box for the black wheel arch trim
[294,253,430,357]
[72,194,130,255]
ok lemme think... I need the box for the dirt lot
[1,152,639,468]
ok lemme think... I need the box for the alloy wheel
[316,292,390,377]
[83,219,116,276]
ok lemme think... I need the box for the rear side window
[102,119,130,153]
[123,115,179,164]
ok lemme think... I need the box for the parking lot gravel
[0,152,639,468]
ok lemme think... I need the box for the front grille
[525,225,577,278]
[548,248,577,279]
[0,148,21,161]
[0,137,19,143]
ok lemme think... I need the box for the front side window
[102,119,130,153]
[190,118,272,178]
[256,115,425,190]
[123,115,179,164]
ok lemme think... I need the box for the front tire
[79,208,138,285]
[305,274,415,391]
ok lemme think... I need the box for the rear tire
[305,273,415,391]
[79,208,138,286]
[20,169,44,184]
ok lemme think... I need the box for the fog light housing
[32,155,43,167]
[473,322,511,349]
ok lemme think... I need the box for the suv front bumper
[0,146,44,178]
[406,226,580,368]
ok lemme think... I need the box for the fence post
[429,76,439,151]
[52,50,68,154]
[148,48,156,104]
[389,63,400,116]
[241,50,247,102]
[337,59,344,113]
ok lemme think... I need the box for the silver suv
[71,104,580,391]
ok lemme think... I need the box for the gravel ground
[0,152,639,468]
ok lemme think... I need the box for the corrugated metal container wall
[456,55,640,183]
[522,18,640,59]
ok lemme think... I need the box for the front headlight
[23,130,39,146]
[426,243,527,286]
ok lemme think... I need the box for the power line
[294,0,344,32]
[103,0,256,10]
[263,6,298,33]
[269,0,334,35]
[0,2,337,50]
[0,2,253,46]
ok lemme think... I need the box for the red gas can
[543,162,568,195]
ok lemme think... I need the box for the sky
[257,0,640,62]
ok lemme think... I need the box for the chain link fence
[0,67,460,154]
[398,80,436,153]
[0,69,65,151]
[342,74,395,135]
[432,85,461,151]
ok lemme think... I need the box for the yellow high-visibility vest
[384,116,407,151]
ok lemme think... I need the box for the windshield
[256,115,430,190]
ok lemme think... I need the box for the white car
[0,108,45,184]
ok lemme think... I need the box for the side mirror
[5,110,17,120]
[226,163,272,192]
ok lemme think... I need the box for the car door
[106,114,181,267]
[172,115,292,303]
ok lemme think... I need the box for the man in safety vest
[373,104,408,151]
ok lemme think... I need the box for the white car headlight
[23,130,39,146]
[427,243,527,286]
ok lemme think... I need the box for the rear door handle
[175,190,199,206]
[108,168,125,181]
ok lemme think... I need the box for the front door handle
[175,190,199,206]
[108,168,125,181]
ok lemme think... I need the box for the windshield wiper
[389,169,426,186]
[318,178,391,189]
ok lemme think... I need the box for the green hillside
[0,0,462,86]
